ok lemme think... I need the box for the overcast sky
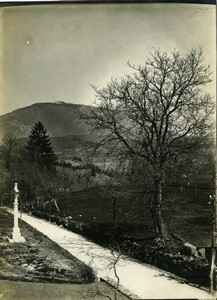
[0,3,215,115]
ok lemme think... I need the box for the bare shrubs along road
[0,208,128,300]
[5,208,215,300]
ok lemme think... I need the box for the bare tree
[81,49,214,241]
[84,240,135,300]
[0,133,19,205]
[0,133,18,177]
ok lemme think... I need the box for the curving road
[6,209,216,299]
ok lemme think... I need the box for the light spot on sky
[0,3,215,115]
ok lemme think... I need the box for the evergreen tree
[26,121,58,171]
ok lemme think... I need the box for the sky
[0,3,215,115]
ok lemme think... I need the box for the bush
[28,208,211,287]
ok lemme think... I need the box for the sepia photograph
[0,1,216,299]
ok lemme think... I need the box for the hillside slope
[0,102,91,138]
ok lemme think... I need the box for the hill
[0,102,91,139]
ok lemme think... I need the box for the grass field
[52,181,214,248]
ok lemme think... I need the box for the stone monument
[12,183,25,242]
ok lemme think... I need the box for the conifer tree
[26,121,58,171]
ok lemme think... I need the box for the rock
[198,248,206,259]
[27,264,35,271]
[180,243,199,258]
[21,263,28,268]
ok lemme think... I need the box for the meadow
[53,178,214,248]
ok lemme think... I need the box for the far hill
[0,102,91,139]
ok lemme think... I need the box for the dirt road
[5,208,215,299]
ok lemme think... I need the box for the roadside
[0,279,129,300]
[5,207,215,299]
[0,208,129,300]
[0,208,94,284]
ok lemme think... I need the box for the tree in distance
[81,48,214,242]
[0,133,19,205]
[26,121,58,172]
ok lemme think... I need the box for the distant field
[15,133,216,248]
[54,181,214,248]
[163,184,213,247]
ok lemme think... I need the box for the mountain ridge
[0,102,92,139]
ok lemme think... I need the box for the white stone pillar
[12,183,25,242]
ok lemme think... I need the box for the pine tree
[26,121,58,171]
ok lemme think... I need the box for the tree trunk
[209,247,216,293]
[113,197,117,226]
[49,199,51,222]
[151,175,170,241]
